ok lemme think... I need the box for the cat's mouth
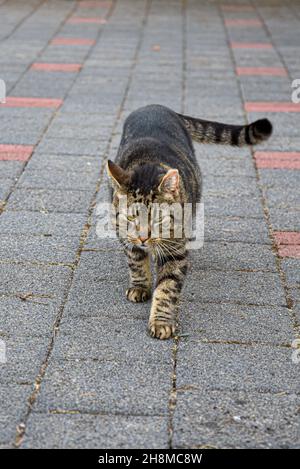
[127,237,152,251]
[130,241,150,250]
[138,244,149,251]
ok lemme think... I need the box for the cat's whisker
[153,242,165,264]
[153,240,179,263]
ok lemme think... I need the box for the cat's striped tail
[177,113,272,147]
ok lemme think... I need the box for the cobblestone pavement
[0,0,299,449]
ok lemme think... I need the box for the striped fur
[125,246,152,302]
[107,104,272,339]
[178,113,272,146]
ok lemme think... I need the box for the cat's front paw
[126,287,151,303]
[148,320,176,340]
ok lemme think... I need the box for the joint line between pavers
[167,0,188,450]
[198,338,293,349]
[0,0,81,215]
[249,0,291,80]
[12,0,119,448]
[220,3,299,339]
[0,0,46,45]
[13,0,153,449]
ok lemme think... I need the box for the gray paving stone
[68,250,128,284]
[203,175,261,198]
[261,169,299,189]
[0,108,54,121]
[179,302,294,346]
[197,154,256,178]
[0,234,79,264]
[235,53,285,69]
[84,224,121,250]
[242,88,290,102]
[56,250,130,318]
[52,112,116,128]
[260,170,300,203]
[7,188,94,213]
[281,259,300,289]
[0,262,72,300]
[190,241,277,272]
[33,356,172,416]
[22,413,168,449]
[243,136,300,152]
[176,342,299,393]
[0,211,86,238]
[0,115,50,135]
[45,124,113,141]
[36,138,103,156]
[0,131,42,145]
[25,153,101,173]
[53,315,173,362]
[0,334,50,385]
[264,188,300,211]
[225,29,269,44]
[61,100,120,115]
[0,384,32,445]
[173,389,300,449]
[0,295,62,339]
[0,178,15,202]
[18,168,100,191]
[59,25,99,41]
[290,287,300,323]
[205,216,271,244]
[204,196,264,218]
[0,261,72,385]
[184,270,286,307]
[269,208,300,231]
[0,161,24,179]
[239,75,289,89]
[62,277,145,320]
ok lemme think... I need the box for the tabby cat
[106,104,272,339]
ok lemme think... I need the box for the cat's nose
[139,235,149,244]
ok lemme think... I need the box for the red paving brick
[274,232,300,258]
[245,102,300,112]
[278,246,300,258]
[67,17,107,24]
[1,97,62,108]
[230,42,273,49]
[255,152,300,170]
[31,63,82,72]
[274,231,300,246]
[0,144,34,161]
[51,37,96,46]
[221,5,254,11]
[236,67,287,76]
[225,19,262,27]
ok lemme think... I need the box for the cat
[106,104,272,339]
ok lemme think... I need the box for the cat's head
[106,160,184,251]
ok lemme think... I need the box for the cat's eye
[127,215,136,222]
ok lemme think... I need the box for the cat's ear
[106,160,130,188]
[159,169,180,194]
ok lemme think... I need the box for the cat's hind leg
[125,246,152,303]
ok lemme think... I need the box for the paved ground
[0,0,299,449]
